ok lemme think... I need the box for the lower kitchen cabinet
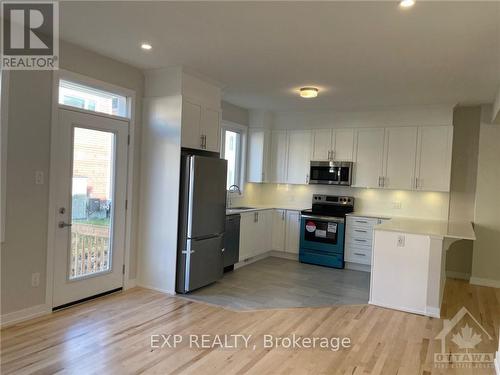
[285,210,301,254]
[239,210,272,261]
[272,209,286,252]
[345,215,388,268]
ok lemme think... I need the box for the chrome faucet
[227,185,242,209]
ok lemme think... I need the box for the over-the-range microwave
[309,161,353,186]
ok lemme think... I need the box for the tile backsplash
[238,183,450,220]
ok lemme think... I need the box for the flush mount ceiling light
[399,0,415,8]
[141,43,152,50]
[299,87,319,98]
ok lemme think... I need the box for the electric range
[299,194,354,268]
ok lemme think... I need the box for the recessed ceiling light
[141,43,152,50]
[399,0,415,8]
[300,87,319,99]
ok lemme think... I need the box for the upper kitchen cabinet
[181,98,220,152]
[268,130,288,183]
[333,129,355,161]
[247,128,270,183]
[311,128,354,161]
[352,128,385,188]
[415,126,453,192]
[287,130,312,184]
[383,127,418,190]
[311,129,333,161]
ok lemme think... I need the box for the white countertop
[226,205,308,215]
[374,217,476,240]
[346,212,392,220]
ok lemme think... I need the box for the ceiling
[59,1,500,112]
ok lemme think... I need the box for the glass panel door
[70,127,115,279]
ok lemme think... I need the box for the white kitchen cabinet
[200,107,220,152]
[345,216,389,268]
[383,127,418,190]
[286,130,312,184]
[311,128,354,162]
[247,129,269,183]
[353,128,385,188]
[312,129,333,161]
[181,99,220,152]
[268,130,288,183]
[285,210,301,254]
[415,126,453,192]
[333,129,355,161]
[181,99,202,149]
[272,209,286,251]
[238,210,273,261]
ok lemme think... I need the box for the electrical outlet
[392,201,402,209]
[35,171,44,185]
[31,272,40,287]
[397,235,405,247]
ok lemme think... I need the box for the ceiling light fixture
[141,43,152,50]
[399,0,415,8]
[299,87,319,99]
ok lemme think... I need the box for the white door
[416,126,453,192]
[353,128,385,188]
[285,210,301,254]
[312,129,333,161]
[247,129,267,183]
[269,130,288,183]
[181,99,202,149]
[272,209,286,251]
[286,130,312,184]
[383,127,418,190]
[201,107,220,152]
[333,129,355,161]
[52,109,128,307]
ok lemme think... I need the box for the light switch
[35,171,44,185]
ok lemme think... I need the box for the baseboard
[494,351,499,375]
[469,277,500,288]
[235,250,299,270]
[269,250,299,261]
[369,299,431,317]
[345,262,371,273]
[446,271,470,280]
[425,306,441,318]
[0,303,51,328]
[135,282,175,295]
[124,278,137,290]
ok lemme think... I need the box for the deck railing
[70,224,110,279]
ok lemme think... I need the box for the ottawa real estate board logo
[1,1,59,70]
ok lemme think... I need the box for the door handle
[58,221,72,228]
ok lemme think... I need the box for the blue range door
[299,215,345,268]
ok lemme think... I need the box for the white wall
[1,41,144,316]
[446,106,481,279]
[222,101,249,126]
[471,105,500,287]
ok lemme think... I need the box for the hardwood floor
[1,279,498,374]
[182,257,370,310]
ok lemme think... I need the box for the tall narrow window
[221,125,246,190]
[59,80,128,117]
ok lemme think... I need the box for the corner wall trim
[0,304,51,328]
[469,277,500,288]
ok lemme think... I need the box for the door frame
[45,69,137,309]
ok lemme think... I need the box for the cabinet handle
[414,177,418,189]
[328,150,332,160]
[354,252,366,257]
[203,135,207,149]
[355,220,368,224]
[354,229,367,233]
[306,174,309,184]
[282,211,285,220]
[200,135,204,148]
[382,177,387,187]
[354,239,367,242]
[331,150,335,160]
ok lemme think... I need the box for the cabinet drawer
[346,226,373,239]
[347,216,378,227]
[347,237,372,247]
[345,251,371,265]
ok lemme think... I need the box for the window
[59,79,128,117]
[221,124,246,191]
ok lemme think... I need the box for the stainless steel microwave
[309,161,353,186]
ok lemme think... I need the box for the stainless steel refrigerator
[176,151,227,293]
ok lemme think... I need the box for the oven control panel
[312,194,354,206]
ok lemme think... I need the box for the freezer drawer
[177,235,224,293]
